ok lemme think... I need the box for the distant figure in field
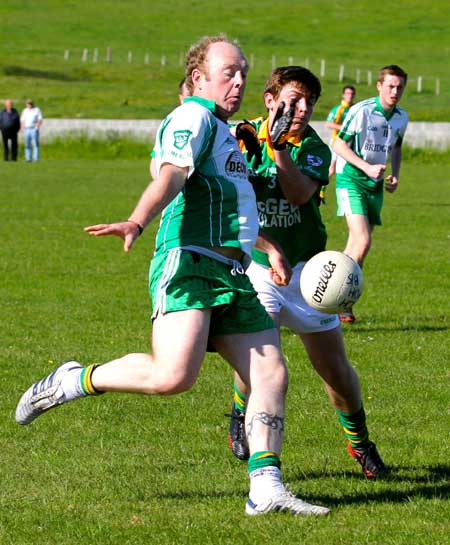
[333,65,408,323]
[325,85,356,178]
[0,99,21,161]
[20,100,43,162]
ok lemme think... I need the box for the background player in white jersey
[333,65,408,323]
[15,35,329,517]
[229,66,388,480]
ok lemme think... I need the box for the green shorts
[335,184,384,226]
[149,248,274,336]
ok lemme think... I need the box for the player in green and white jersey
[334,65,408,322]
[15,36,330,517]
[228,66,388,479]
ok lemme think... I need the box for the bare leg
[92,308,211,394]
[213,327,287,455]
[343,213,374,267]
[300,326,362,413]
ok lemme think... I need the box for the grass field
[1,0,450,120]
[1,148,449,544]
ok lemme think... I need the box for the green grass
[1,149,449,544]
[1,0,449,120]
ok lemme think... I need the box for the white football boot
[16,360,83,425]
[246,490,330,516]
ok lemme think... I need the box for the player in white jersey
[15,35,329,517]
[333,65,408,322]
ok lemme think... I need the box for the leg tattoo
[247,412,284,440]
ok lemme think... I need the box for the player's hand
[267,249,292,286]
[84,221,141,253]
[364,163,386,180]
[270,99,296,150]
[385,175,398,193]
[235,121,262,167]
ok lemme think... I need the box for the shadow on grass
[288,463,450,506]
[144,464,450,506]
[346,324,449,333]
[3,65,91,82]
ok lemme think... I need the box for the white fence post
[417,76,423,93]
[339,64,345,82]
[320,59,325,77]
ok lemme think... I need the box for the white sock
[249,466,285,504]
[60,366,86,401]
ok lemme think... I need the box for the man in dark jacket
[0,99,21,161]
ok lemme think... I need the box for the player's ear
[191,68,203,90]
[264,92,275,111]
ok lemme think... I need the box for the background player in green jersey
[229,66,388,479]
[325,85,356,177]
[333,65,408,323]
[15,35,329,517]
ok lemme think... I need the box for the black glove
[269,99,296,150]
[235,121,262,167]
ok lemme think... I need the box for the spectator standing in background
[0,99,21,161]
[21,100,43,162]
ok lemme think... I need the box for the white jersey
[152,96,259,258]
[336,97,408,187]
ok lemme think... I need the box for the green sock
[80,364,103,395]
[337,406,369,448]
[233,382,246,412]
[248,451,281,473]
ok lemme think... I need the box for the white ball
[300,251,363,314]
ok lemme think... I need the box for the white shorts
[246,260,340,334]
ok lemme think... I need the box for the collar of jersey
[258,118,304,161]
[341,99,351,108]
[374,96,399,120]
[184,96,218,115]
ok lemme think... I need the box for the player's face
[193,42,248,121]
[343,88,355,104]
[377,75,406,110]
[266,84,315,134]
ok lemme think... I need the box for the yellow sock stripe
[343,427,369,444]
[81,364,98,395]
[254,451,278,461]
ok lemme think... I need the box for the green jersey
[326,100,352,142]
[245,118,331,267]
[336,97,408,191]
[152,97,259,258]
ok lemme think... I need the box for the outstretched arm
[85,164,188,252]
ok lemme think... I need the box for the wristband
[127,219,144,235]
